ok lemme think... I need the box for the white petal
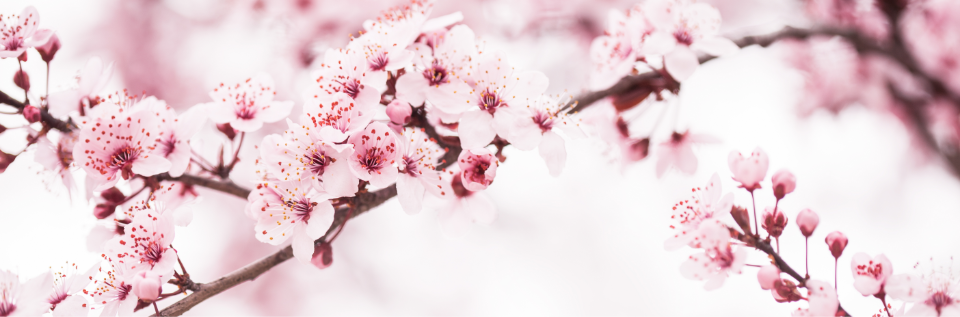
[664,46,700,82]
[538,131,566,177]
[458,111,497,150]
[397,174,425,215]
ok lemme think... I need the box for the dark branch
[0,89,75,132]
[156,173,251,198]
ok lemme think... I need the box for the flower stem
[45,62,50,105]
[17,60,27,103]
[834,258,838,291]
[805,237,809,278]
[153,302,161,315]
[750,191,758,236]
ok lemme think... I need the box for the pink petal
[257,100,293,123]
[166,144,191,178]
[665,46,700,82]
[231,117,264,132]
[463,193,497,225]
[131,155,171,177]
[493,106,541,151]
[292,226,315,263]
[885,274,929,302]
[421,12,463,32]
[458,111,497,150]
[538,131,566,177]
[642,31,677,56]
[305,200,334,239]
[397,174,426,215]
[395,72,429,106]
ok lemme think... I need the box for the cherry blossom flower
[493,95,585,176]
[825,231,848,259]
[643,0,738,81]
[35,133,79,197]
[679,220,747,290]
[761,206,787,239]
[442,51,549,150]
[437,173,497,238]
[887,272,960,316]
[260,118,358,198]
[395,24,477,108]
[0,269,52,317]
[73,96,171,191]
[89,259,144,317]
[0,6,53,59]
[665,173,734,250]
[208,74,293,132]
[47,57,114,117]
[130,270,161,302]
[902,0,960,95]
[771,169,796,200]
[305,48,385,124]
[46,262,98,310]
[588,7,646,90]
[796,208,819,237]
[458,148,498,191]
[779,37,864,115]
[104,203,178,278]
[396,127,449,215]
[254,179,335,263]
[656,131,717,177]
[850,253,893,297]
[792,280,839,317]
[302,91,376,143]
[122,181,199,227]
[146,99,207,178]
[246,178,283,221]
[348,0,433,72]
[347,122,399,188]
[36,31,58,62]
[728,147,769,191]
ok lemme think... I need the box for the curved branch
[0,90,75,132]
[153,185,398,316]
[156,173,251,199]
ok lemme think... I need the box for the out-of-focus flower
[130,270,162,302]
[792,280,839,317]
[89,259,144,317]
[34,133,79,197]
[104,203,178,278]
[796,208,819,237]
[771,169,796,200]
[347,122,399,188]
[644,0,739,81]
[665,173,733,250]
[437,173,497,237]
[260,118,358,198]
[806,0,888,40]
[47,57,114,117]
[850,253,892,297]
[825,231,848,259]
[0,269,53,316]
[902,0,960,98]
[396,24,477,108]
[21,104,39,123]
[146,100,207,178]
[656,131,717,177]
[493,95,584,177]
[73,96,171,191]
[396,127,448,215]
[886,266,960,316]
[728,147,769,192]
[254,180,335,263]
[458,148,497,191]
[679,221,746,290]
[207,74,293,132]
[0,6,54,59]
[780,37,864,115]
[757,265,780,290]
[761,206,787,239]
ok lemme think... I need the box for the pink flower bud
[758,265,781,290]
[772,279,803,303]
[825,231,848,259]
[100,187,127,204]
[762,207,788,238]
[14,70,29,92]
[728,147,769,191]
[311,242,333,269]
[132,270,163,302]
[730,205,751,233]
[37,33,61,63]
[771,169,796,200]
[94,204,117,219]
[796,208,819,237]
[22,105,40,123]
[385,100,412,125]
[216,122,237,140]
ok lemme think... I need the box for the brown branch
[156,173,251,199]
[0,89,75,132]
[153,184,398,316]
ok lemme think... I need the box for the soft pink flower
[246,178,283,221]
[254,180,335,263]
[73,96,171,191]
[728,147,769,191]
[21,105,39,123]
[47,57,114,118]
[0,269,53,317]
[758,265,781,290]
[656,131,717,177]
[792,280,839,317]
[850,253,893,297]
[347,122,399,188]
[588,7,649,90]
[437,173,498,238]
[779,37,863,115]
[386,99,412,125]
[458,148,498,192]
[443,52,548,150]
[207,74,293,132]
[665,173,734,250]
[303,91,376,143]
[260,118,359,198]
[396,127,449,215]
[130,270,161,302]
[806,0,889,40]
[0,6,53,58]
[679,221,746,290]
[761,206,788,239]
[122,181,199,227]
[902,0,960,95]
[89,259,144,317]
[348,0,431,72]
[492,95,584,176]
[35,133,79,197]
[887,270,960,316]
[644,0,738,81]
[796,208,819,237]
[825,231,848,259]
[146,100,207,178]
[304,48,385,124]
[47,262,98,311]
[104,203,178,277]
[395,24,477,107]
[771,169,797,200]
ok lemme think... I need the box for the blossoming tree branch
[0,0,958,316]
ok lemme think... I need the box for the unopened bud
[311,242,333,269]
[132,270,163,301]
[627,138,650,161]
[757,265,781,290]
[762,207,788,238]
[796,208,819,237]
[22,105,40,123]
[825,231,848,259]
[93,204,117,219]
[216,122,237,140]
[100,187,126,204]
[37,33,61,63]
[772,279,803,303]
[771,169,796,200]
[386,99,412,125]
[730,205,751,233]
[13,70,29,92]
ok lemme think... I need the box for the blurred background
[1,0,958,315]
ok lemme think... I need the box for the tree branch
[0,89,75,132]
[153,184,398,316]
[156,173,251,199]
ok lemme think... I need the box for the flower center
[116,282,132,301]
[369,51,389,71]
[358,148,387,173]
[306,150,334,176]
[710,245,736,269]
[478,88,505,113]
[928,291,954,315]
[423,62,448,86]
[110,145,142,180]
[143,242,165,266]
[159,135,177,157]
[338,79,362,99]
[532,110,554,133]
[0,300,15,317]
[286,199,315,223]
[401,155,419,177]
[674,29,694,46]
[854,261,884,280]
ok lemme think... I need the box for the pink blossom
[395,24,477,108]
[825,231,848,259]
[246,178,283,221]
[104,203,179,277]
[122,181,199,227]
[73,96,171,191]
[130,270,162,302]
[665,173,734,250]
[35,31,58,62]
[304,48,385,127]
[254,180,335,263]
[35,133,79,197]
[792,280,839,317]
[146,100,207,178]
[656,131,717,177]
[850,253,893,297]
[644,0,738,81]
[588,7,648,90]
[260,118,359,198]
[89,259,144,317]
[458,148,498,192]
[0,6,53,59]
[779,37,863,115]
[679,221,746,290]
[437,173,498,238]
[21,105,39,123]
[396,127,449,215]
[886,271,960,316]
[348,0,432,72]
[347,122,399,188]
[47,57,114,118]
[386,99,412,125]
[444,51,548,150]
[50,294,89,317]
[806,0,889,41]
[492,95,584,177]
[728,147,769,191]
[902,0,960,95]
[303,91,376,143]
[47,262,98,311]
[771,169,796,200]
[208,74,293,132]
[0,269,53,316]
[796,208,819,237]
[758,265,781,290]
